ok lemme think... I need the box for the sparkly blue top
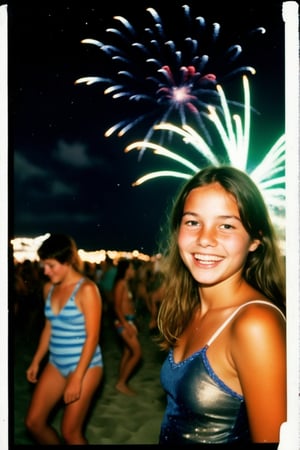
[159,345,249,444]
[159,300,285,444]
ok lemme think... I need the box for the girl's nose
[196,226,216,247]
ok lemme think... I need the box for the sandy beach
[12,302,167,446]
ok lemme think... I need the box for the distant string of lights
[11,234,153,264]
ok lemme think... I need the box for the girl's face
[177,182,260,287]
[41,258,70,284]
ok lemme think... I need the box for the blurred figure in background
[98,257,117,314]
[113,259,142,395]
[13,259,45,337]
[147,269,165,331]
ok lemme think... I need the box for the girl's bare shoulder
[80,277,100,295]
[231,302,285,345]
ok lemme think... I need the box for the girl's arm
[73,280,102,379]
[63,280,102,404]
[26,318,51,383]
[114,280,135,336]
[114,280,127,325]
[232,304,286,443]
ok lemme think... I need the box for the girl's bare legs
[118,346,131,377]
[61,366,103,444]
[115,331,142,395]
[25,364,103,445]
[25,363,66,444]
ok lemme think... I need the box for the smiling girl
[157,166,286,444]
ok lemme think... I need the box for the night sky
[9,0,285,254]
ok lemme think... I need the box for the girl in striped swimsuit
[25,234,103,444]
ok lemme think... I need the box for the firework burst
[75,4,264,149]
[125,76,285,231]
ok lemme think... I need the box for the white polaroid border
[279,2,300,450]
[0,4,8,450]
[1,2,299,449]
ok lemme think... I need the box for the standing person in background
[147,269,165,331]
[98,256,117,314]
[113,259,142,396]
[157,166,286,444]
[25,233,103,445]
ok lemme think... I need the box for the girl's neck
[198,276,257,311]
[57,270,82,287]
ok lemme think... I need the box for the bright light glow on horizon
[11,235,152,264]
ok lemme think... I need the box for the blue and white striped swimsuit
[45,278,103,377]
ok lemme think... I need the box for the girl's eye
[220,223,234,230]
[185,220,199,227]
